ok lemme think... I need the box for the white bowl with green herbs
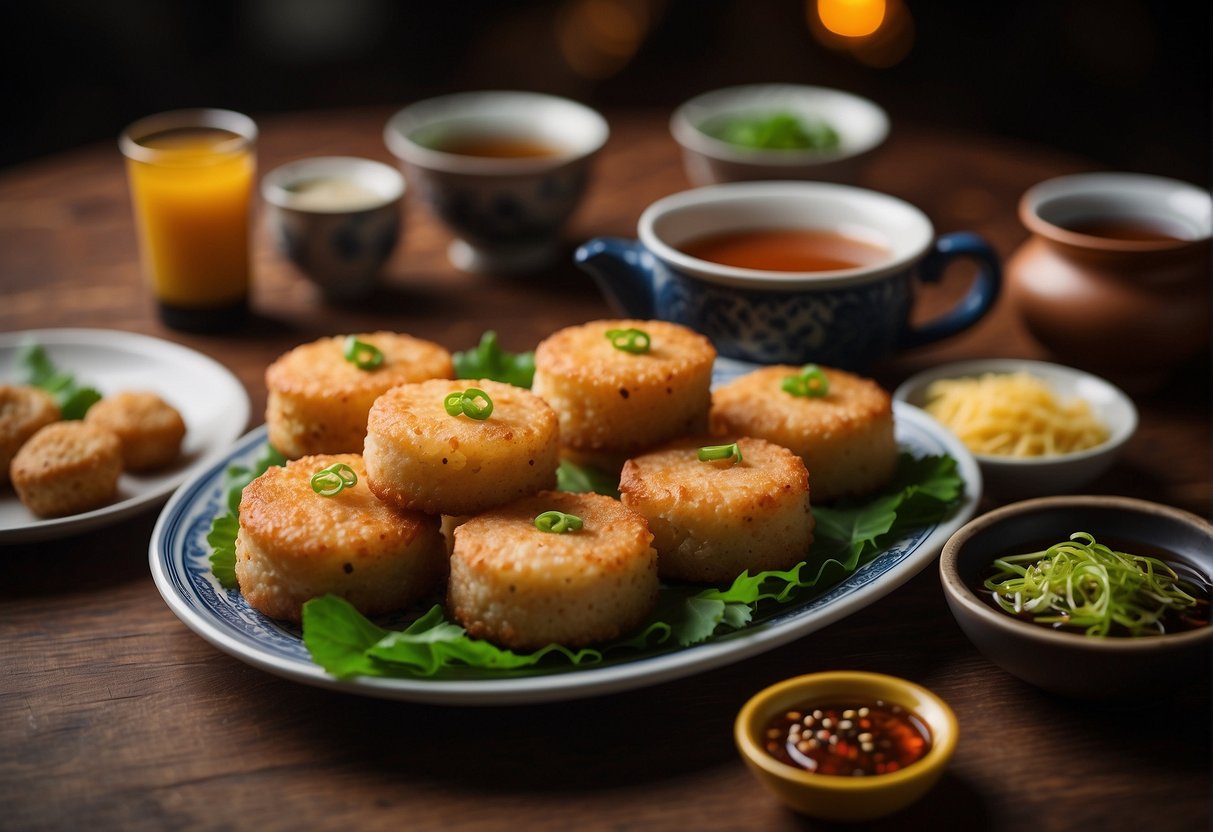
[670,84,889,186]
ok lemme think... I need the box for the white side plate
[1,329,250,544]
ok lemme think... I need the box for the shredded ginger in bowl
[923,371,1109,457]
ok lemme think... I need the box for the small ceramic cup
[670,83,889,186]
[575,181,1001,370]
[261,156,405,301]
[384,91,609,273]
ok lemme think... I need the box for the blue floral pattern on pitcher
[655,263,913,368]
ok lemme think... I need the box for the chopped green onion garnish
[781,364,829,398]
[443,387,494,420]
[698,443,743,465]
[605,328,651,354]
[310,462,358,496]
[343,336,384,370]
[534,510,584,534]
[984,532,1202,637]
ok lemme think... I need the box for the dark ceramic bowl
[939,495,1212,700]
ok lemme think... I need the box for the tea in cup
[120,109,257,332]
[575,181,1001,370]
[384,91,609,273]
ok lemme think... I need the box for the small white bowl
[893,359,1138,499]
[261,156,405,301]
[670,84,889,186]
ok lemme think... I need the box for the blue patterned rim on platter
[150,401,980,705]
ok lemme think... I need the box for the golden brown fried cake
[363,378,559,516]
[709,365,897,502]
[532,319,715,456]
[265,331,453,459]
[10,421,122,517]
[84,390,186,472]
[620,436,814,583]
[0,384,60,485]
[235,453,446,623]
[447,490,658,650]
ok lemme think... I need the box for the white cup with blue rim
[575,181,1001,370]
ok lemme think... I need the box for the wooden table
[2,107,1208,831]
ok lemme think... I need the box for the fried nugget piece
[709,365,896,502]
[364,378,559,516]
[84,391,186,472]
[235,453,446,623]
[10,421,122,517]
[448,490,658,650]
[265,332,454,459]
[0,384,60,486]
[532,319,715,456]
[620,436,814,583]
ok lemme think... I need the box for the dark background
[6,0,1210,184]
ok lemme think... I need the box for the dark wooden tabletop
[1,107,1208,832]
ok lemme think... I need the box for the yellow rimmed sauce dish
[734,671,958,821]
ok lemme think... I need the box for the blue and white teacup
[575,181,1000,370]
[385,91,609,274]
[261,156,405,301]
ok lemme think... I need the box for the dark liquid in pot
[1061,217,1187,242]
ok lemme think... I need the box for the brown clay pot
[1006,173,1211,391]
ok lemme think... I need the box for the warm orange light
[556,0,650,79]
[817,0,885,38]
[807,0,912,67]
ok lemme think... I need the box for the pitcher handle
[899,231,1002,349]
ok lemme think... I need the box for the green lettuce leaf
[206,514,241,588]
[453,330,535,389]
[555,459,620,498]
[17,343,102,419]
[304,598,602,678]
[206,444,287,588]
[301,593,392,678]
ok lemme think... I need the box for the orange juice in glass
[120,109,257,332]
